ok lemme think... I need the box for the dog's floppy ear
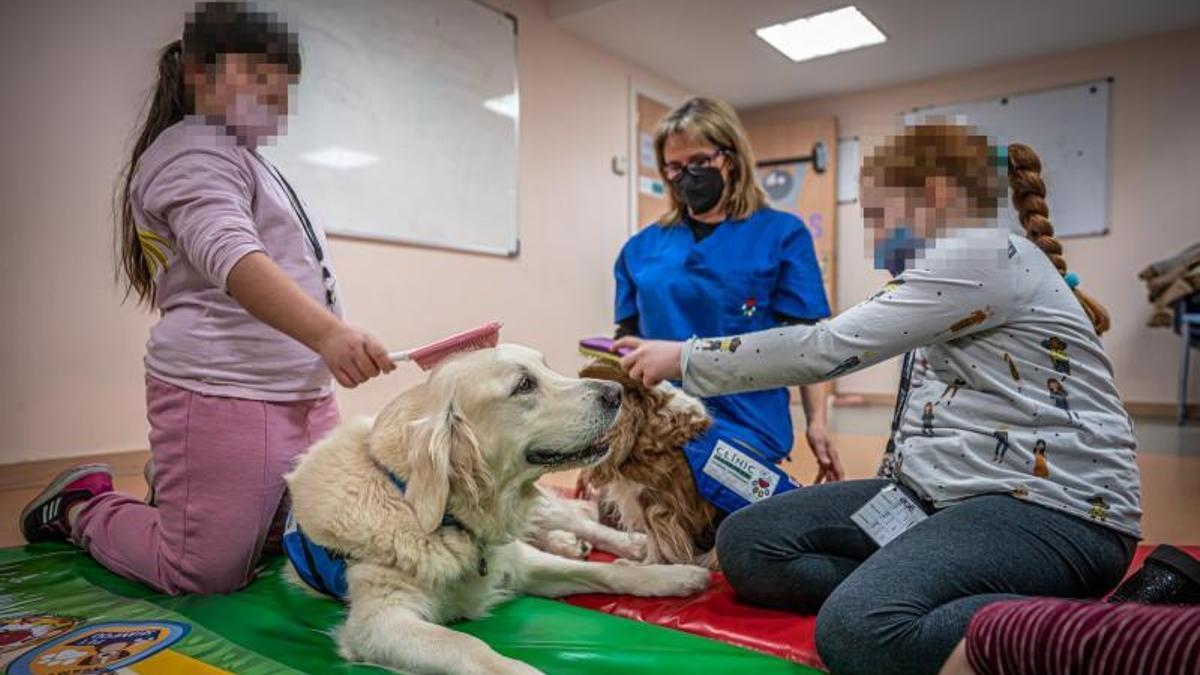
[406,404,473,533]
[371,387,489,534]
[580,359,643,391]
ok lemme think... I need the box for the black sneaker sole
[19,463,112,543]
[1148,544,1200,586]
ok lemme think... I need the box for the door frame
[627,80,682,235]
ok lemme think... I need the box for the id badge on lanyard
[850,484,928,547]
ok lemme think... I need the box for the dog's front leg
[338,598,541,675]
[569,516,648,560]
[532,491,646,560]
[516,541,710,598]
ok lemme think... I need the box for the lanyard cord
[885,351,916,455]
[249,151,335,308]
[250,151,323,261]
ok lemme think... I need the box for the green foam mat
[0,544,820,674]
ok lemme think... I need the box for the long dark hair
[116,1,301,306]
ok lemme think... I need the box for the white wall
[743,27,1200,404]
[0,0,685,464]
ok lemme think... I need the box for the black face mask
[674,167,725,215]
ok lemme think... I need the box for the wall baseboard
[0,449,148,492]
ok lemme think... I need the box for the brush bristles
[579,347,622,364]
[407,322,502,371]
[412,338,497,370]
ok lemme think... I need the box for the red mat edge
[562,543,1200,672]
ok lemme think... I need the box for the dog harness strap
[370,457,466,532]
[682,417,799,516]
[377,463,490,577]
[295,530,330,596]
[281,511,348,599]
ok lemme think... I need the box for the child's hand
[613,337,683,388]
[317,324,395,388]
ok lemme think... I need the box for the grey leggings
[716,479,1135,675]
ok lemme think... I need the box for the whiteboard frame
[904,77,1114,240]
[312,0,523,258]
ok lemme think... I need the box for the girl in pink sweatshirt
[19,1,394,594]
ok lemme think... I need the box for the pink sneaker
[20,463,113,543]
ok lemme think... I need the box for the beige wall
[0,0,684,464]
[742,26,1200,403]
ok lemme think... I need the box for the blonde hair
[654,97,766,225]
[863,123,1110,335]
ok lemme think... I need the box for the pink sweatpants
[72,375,339,595]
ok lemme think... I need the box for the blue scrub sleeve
[773,221,832,321]
[614,245,639,322]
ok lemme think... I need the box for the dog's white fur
[526,487,648,560]
[286,345,710,675]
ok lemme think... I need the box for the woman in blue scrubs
[613,97,843,522]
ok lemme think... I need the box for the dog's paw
[607,531,647,560]
[543,530,591,559]
[631,563,712,597]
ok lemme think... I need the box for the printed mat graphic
[1,544,820,674]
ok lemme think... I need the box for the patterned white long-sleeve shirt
[682,228,1142,538]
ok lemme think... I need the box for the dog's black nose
[598,381,622,411]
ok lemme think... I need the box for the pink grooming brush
[389,321,502,371]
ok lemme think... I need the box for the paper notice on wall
[837,137,860,204]
[639,132,656,169]
[639,175,665,197]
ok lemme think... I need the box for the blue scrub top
[614,207,831,461]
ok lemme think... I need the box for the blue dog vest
[682,416,799,516]
[283,462,472,600]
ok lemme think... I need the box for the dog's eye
[511,375,538,396]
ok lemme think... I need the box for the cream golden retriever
[285,345,711,675]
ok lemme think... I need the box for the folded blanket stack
[1138,242,1200,327]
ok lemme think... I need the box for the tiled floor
[1,406,1196,548]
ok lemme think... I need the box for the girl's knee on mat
[715,507,771,594]
[717,510,829,612]
[153,543,263,595]
[815,587,952,675]
[815,593,902,675]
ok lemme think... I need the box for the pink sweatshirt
[130,116,341,401]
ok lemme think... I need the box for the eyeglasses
[663,149,729,182]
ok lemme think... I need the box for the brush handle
[388,351,413,363]
[580,337,632,356]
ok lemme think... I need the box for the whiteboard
[263,0,519,256]
[905,79,1111,238]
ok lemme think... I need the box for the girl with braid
[615,123,1140,675]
